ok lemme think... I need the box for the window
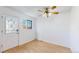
[22,19,32,29]
[27,20,32,29]
[6,16,18,33]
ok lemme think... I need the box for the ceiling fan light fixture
[38,6,59,18]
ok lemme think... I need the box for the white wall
[19,16,37,45]
[36,12,71,48]
[70,7,79,52]
[0,7,37,51]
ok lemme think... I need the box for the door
[0,16,4,52]
[2,16,19,51]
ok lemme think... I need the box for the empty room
[0,6,79,53]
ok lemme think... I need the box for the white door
[0,16,4,52]
[2,16,19,51]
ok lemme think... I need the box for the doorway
[0,16,19,52]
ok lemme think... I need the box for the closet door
[0,16,4,52]
[3,16,19,51]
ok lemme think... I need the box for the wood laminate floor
[3,40,71,53]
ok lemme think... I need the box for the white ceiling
[3,6,72,18]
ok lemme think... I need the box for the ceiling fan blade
[38,10,43,12]
[51,12,59,14]
[38,13,43,16]
[51,6,57,9]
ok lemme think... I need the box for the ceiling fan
[38,6,59,18]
